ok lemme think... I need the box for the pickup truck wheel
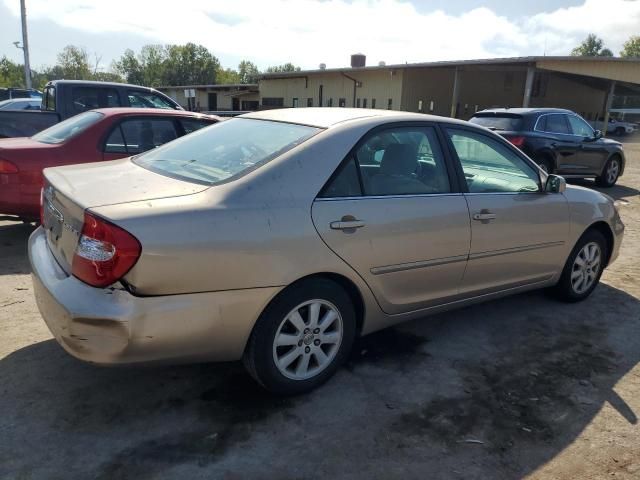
[595,156,621,187]
[243,278,356,395]
[614,127,625,136]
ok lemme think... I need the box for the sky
[1,0,639,73]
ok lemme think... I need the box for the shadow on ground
[1,283,638,479]
[569,178,640,202]
[0,221,36,275]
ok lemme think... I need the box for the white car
[590,118,637,135]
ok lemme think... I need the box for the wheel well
[535,151,555,169]
[586,221,614,266]
[285,273,365,336]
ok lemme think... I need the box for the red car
[0,108,220,220]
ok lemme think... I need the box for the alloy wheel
[571,241,601,294]
[606,159,620,185]
[272,299,343,380]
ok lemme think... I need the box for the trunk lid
[42,158,208,274]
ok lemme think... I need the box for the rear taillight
[72,212,141,288]
[506,136,525,148]
[0,159,18,173]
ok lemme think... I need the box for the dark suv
[469,108,625,187]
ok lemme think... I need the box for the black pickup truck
[0,80,182,138]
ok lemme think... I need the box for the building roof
[260,55,640,79]
[158,84,258,90]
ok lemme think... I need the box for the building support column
[601,81,616,137]
[450,67,460,118]
[522,66,535,108]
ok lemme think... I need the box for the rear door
[536,113,582,174]
[311,124,471,314]
[444,127,570,296]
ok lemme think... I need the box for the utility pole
[20,0,32,89]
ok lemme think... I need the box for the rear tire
[243,278,356,395]
[614,127,625,136]
[536,156,554,174]
[552,229,607,302]
[595,156,621,188]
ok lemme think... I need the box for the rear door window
[71,87,120,113]
[180,118,216,134]
[539,114,570,134]
[116,118,179,155]
[128,90,176,109]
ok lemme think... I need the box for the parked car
[0,87,42,101]
[0,80,183,139]
[0,98,41,110]
[590,117,637,136]
[31,108,624,394]
[469,108,625,187]
[0,108,219,221]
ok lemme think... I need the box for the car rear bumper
[29,227,279,365]
[0,180,38,218]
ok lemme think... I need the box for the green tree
[162,43,220,85]
[56,45,92,79]
[238,60,260,83]
[216,67,240,84]
[0,56,25,87]
[620,35,640,58]
[265,63,301,73]
[571,34,614,57]
[112,48,144,85]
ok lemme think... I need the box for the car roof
[241,107,469,128]
[45,79,162,91]
[90,108,221,121]
[475,107,574,116]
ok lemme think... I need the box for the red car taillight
[0,159,18,173]
[506,136,525,148]
[72,212,141,288]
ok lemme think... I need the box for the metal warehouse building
[258,56,640,125]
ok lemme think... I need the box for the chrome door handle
[330,220,365,230]
[472,212,496,221]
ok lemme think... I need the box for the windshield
[32,111,104,144]
[133,118,322,185]
[469,115,523,131]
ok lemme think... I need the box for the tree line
[1,43,301,89]
[2,35,639,90]
[571,33,640,57]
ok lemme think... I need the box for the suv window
[446,128,540,193]
[71,87,120,113]
[567,115,594,137]
[128,90,175,109]
[321,127,450,197]
[538,114,570,134]
[111,118,179,155]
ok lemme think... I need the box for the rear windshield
[32,111,104,144]
[133,118,322,185]
[469,115,523,131]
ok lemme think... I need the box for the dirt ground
[1,139,640,480]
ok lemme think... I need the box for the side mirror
[593,130,603,140]
[545,174,566,194]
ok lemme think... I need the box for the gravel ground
[1,140,639,479]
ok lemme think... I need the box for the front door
[566,114,609,174]
[444,127,570,296]
[311,125,470,314]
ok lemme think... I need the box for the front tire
[243,278,356,395]
[596,156,621,187]
[552,229,607,302]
